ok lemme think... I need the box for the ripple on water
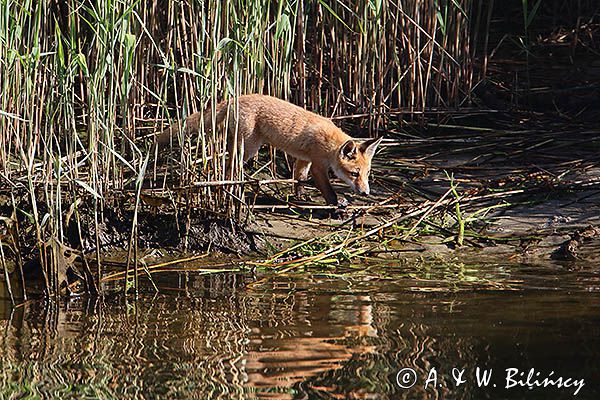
[1,259,599,399]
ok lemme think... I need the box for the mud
[0,192,257,270]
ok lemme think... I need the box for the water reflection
[1,261,599,399]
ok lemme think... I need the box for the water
[1,259,599,399]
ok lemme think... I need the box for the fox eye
[350,171,360,178]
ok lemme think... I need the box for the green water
[1,260,598,399]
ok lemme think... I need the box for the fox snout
[355,183,370,196]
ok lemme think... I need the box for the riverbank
[2,110,599,298]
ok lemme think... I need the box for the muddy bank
[248,119,600,267]
[0,192,257,293]
[249,194,600,268]
[1,194,256,252]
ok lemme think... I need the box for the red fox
[156,94,382,206]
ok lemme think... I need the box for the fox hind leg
[225,129,242,180]
[225,127,263,179]
[242,133,263,162]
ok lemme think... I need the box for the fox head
[333,137,383,196]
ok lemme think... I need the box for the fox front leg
[309,163,338,206]
[293,159,311,197]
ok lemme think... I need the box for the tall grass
[0,0,483,298]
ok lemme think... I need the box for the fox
[156,94,383,206]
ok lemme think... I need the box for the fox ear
[340,140,357,160]
[360,137,383,159]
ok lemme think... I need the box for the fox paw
[337,197,349,208]
[332,208,349,219]
[330,198,349,219]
